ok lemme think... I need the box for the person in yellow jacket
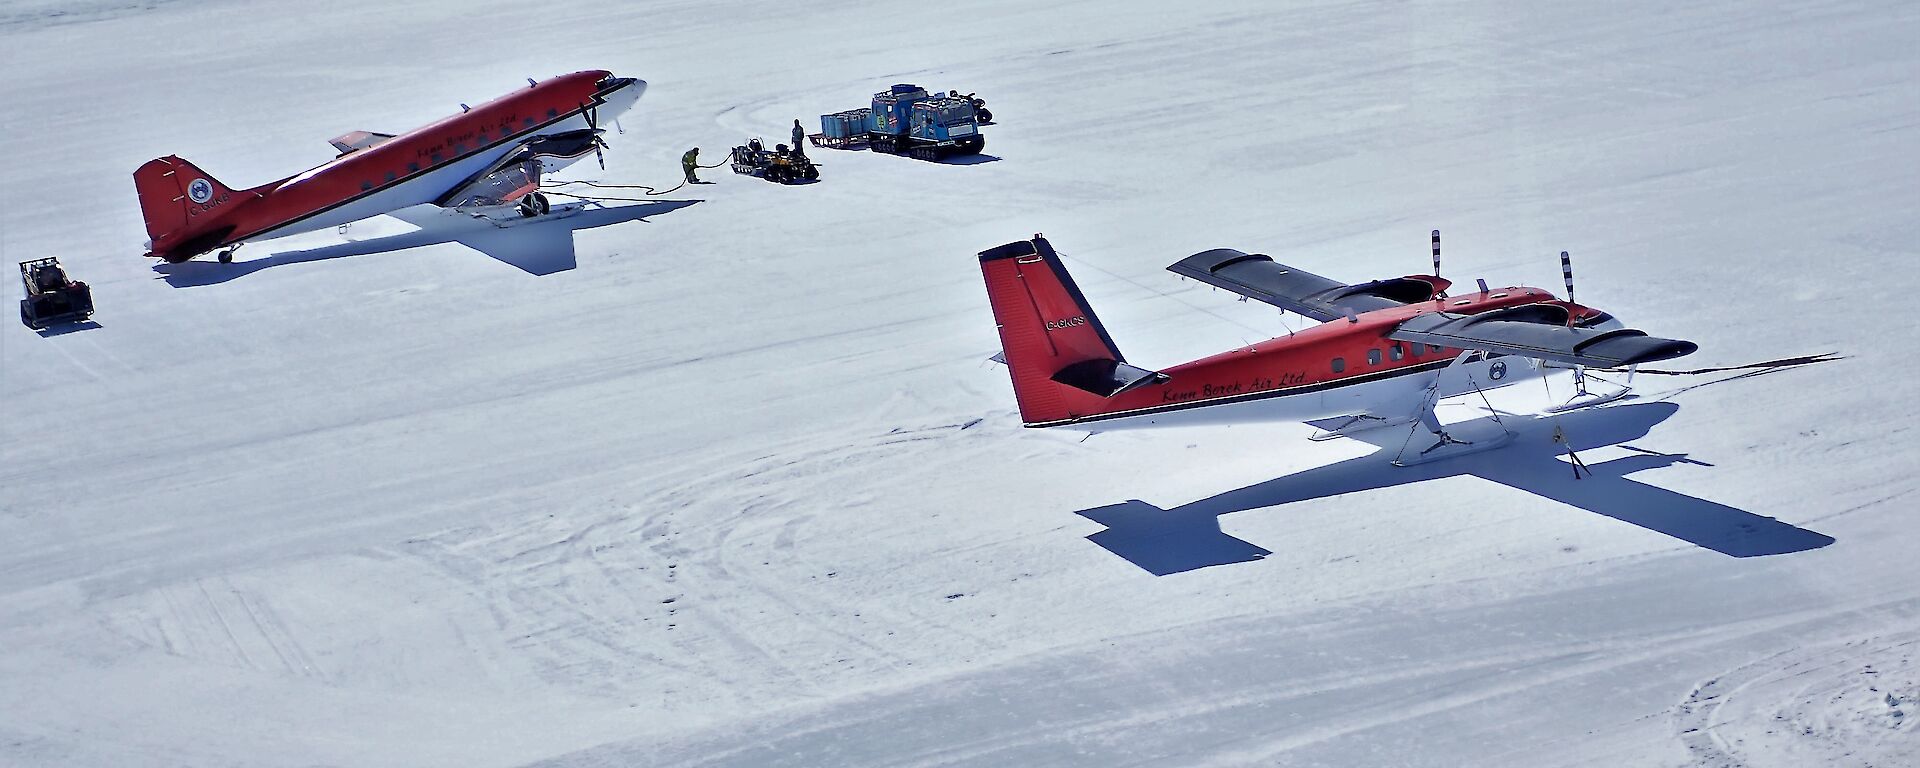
[681,148,702,184]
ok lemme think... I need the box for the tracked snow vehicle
[810,84,986,161]
[19,257,93,329]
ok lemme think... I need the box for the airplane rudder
[1027,235,1122,362]
[133,157,189,246]
[133,156,237,252]
[977,235,1128,425]
[977,234,1126,366]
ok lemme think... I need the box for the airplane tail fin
[134,156,240,260]
[978,236,1162,426]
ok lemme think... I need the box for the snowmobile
[729,139,819,184]
[948,91,993,124]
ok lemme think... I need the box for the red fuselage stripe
[1032,287,1587,425]
[184,71,616,254]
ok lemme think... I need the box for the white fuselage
[1057,313,1631,432]
[1057,352,1544,432]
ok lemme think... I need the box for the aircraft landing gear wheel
[532,191,550,216]
[518,192,548,218]
[217,249,233,263]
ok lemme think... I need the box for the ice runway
[2,1,1915,765]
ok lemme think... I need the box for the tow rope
[537,156,736,202]
[542,179,692,201]
[1597,352,1843,376]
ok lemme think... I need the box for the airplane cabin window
[1390,344,1404,361]
[384,172,396,183]
[1410,343,1424,357]
[431,153,443,164]
[1428,344,1443,354]
[408,162,419,172]
[1368,349,1382,365]
[547,108,558,118]
[360,181,372,191]
[523,117,535,128]
[1331,357,1345,373]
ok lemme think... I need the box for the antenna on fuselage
[460,103,471,113]
[528,78,538,88]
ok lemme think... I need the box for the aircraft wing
[329,130,396,155]
[1168,249,1440,322]
[434,129,602,208]
[1387,305,1697,367]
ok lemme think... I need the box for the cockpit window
[939,103,973,124]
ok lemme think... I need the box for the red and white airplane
[134,70,644,264]
[977,233,1699,464]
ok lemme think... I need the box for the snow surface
[3,1,1918,765]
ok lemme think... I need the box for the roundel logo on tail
[187,178,214,204]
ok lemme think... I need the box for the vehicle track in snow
[385,414,1034,711]
[102,576,323,681]
[1673,623,1920,768]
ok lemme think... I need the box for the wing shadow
[153,199,700,286]
[1077,402,1834,575]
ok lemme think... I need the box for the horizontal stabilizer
[1051,359,1167,397]
[1168,249,1444,321]
[1389,306,1697,367]
[329,130,396,155]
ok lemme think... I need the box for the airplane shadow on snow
[152,199,700,286]
[1077,401,1836,576]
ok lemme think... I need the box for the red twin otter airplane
[134,70,645,264]
[978,233,1699,465]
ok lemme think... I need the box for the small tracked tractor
[19,257,93,329]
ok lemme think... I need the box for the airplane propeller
[584,102,608,171]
